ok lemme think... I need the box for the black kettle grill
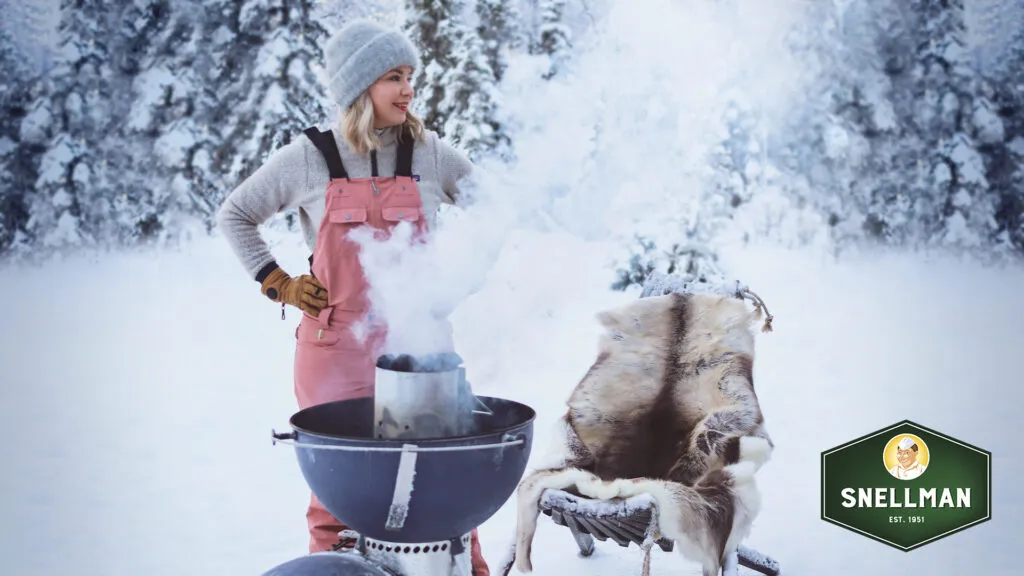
[262,352,536,576]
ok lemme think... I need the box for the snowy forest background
[1,0,1023,288]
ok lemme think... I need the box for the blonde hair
[341,91,426,155]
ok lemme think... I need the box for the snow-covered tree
[6,0,204,253]
[152,0,330,239]
[971,0,1024,252]
[611,230,727,292]
[709,98,766,219]
[440,26,512,161]
[404,0,509,161]
[404,0,462,136]
[0,25,37,256]
[21,0,128,254]
[3,0,330,258]
[896,0,1000,250]
[198,0,329,208]
[3,0,1021,264]
[774,0,1018,255]
[534,0,571,80]
[0,0,58,71]
[475,0,522,82]
[764,0,905,248]
[104,0,184,245]
[966,0,1024,75]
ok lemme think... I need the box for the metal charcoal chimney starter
[374,352,480,441]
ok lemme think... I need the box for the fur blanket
[511,291,774,576]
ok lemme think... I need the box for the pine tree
[475,0,522,83]
[12,0,197,253]
[708,98,764,217]
[534,0,571,80]
[23,0,205,251]
[404,0,462,136]
[805,0,1014,254]
[898,0,1001,250]
[831,0,911,247]
[105,0,181,245]
[759,0,895,247]
[22,0,127,253]
[440,19,511,161]
[0,25,36,256]
[404,0,509,160]
[196,0,329,222]
[976,0,1024,252]
[0,0,58,70]
[5,0,330,258]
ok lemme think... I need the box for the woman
[216,19,489,575]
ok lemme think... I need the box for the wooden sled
[536,488,781,576]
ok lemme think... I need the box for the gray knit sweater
[217,126,473,279]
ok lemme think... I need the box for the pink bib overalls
[294,127,488,575]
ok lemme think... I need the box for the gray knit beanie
[324,20,421,110]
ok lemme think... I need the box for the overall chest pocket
[329,207,368,224]
[381,206,422,223]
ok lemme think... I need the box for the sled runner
[537,488,781,576]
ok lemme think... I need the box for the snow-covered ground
[1,228,1022,576]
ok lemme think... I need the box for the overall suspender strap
[395,126,414,177]
[372,128,412,176]
[302,126,413,179]
[303,127,348,179]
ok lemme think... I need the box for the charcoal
[376,352,463,373]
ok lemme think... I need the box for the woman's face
[368,66,414,129]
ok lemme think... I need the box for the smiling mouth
[394,103,408,112]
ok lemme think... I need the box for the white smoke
[347,0,814,360]
[347,167,536,357]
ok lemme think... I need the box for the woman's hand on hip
[260,267,329,316]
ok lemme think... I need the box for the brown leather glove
[260,267,328,316]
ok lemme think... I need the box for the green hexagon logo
[821,420,991,551]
